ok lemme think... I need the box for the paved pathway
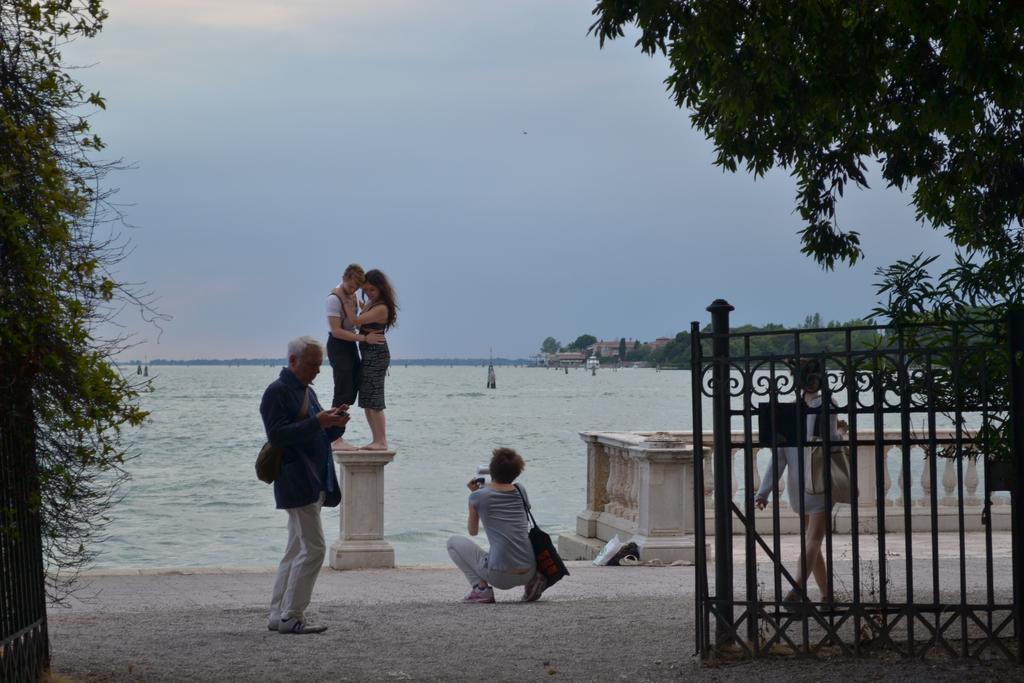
[48,545,1020,681]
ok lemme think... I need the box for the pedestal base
[330,539,395,570]
[558,532,702,565]
[558,533,606,561]
[628,534,700,565]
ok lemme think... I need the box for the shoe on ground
[781,589,806,612]
[278,617,328,634]
[267,618,280,631]
[462,585,495,604]
[522,573,547,602]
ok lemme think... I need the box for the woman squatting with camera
[446,448,547,603]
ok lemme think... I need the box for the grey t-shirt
[469,485,534,572]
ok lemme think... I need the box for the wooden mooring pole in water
[486,348,496,389]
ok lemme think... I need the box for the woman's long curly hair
[364,269,398,329]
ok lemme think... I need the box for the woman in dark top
[341,269,397,450]
[755,358,847,604]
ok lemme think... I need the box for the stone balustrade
[715,427,1011,534]
[557,429,1011,563]
[559,431,702,564]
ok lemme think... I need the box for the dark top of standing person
[260,367,343,509]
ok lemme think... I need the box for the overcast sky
[70,0,955,360]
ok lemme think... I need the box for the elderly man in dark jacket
[260,336,348,635]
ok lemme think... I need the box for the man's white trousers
[269,493,326,622]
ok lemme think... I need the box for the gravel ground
[47,563,1021,681]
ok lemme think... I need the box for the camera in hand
[472,465,489,489]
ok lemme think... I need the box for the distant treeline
[120,357,534,367]
[592,314,882,369]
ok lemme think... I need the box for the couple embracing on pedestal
[324,264,397,451]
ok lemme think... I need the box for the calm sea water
[100,364,991,569]
[101,365,694,568]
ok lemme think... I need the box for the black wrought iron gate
[691,299,1024,661]
[1,391,49,681]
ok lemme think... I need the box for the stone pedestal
[329,449,396,570]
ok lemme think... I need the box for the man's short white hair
[287,336,323,359]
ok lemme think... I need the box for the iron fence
[1,394,49,681]
[691,300,1024,661]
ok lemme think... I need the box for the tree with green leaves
[618,337,626,360]
[589,2,1024,282]
[649,330,693,368]
[567,334,598,351]
[590,1,1024,461]
[1,0,160,602]
[803,313,823,329]
[626,340,651,363]
[540,336,560,354]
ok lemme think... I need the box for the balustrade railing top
[559,428,1010,565]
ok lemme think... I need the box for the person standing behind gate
[260,336,348,634]
[325,263,384,450]
[754,358,847,604]
[340,268,396,450]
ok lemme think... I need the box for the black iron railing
[1,399,49,681]
[692,300,1024,661]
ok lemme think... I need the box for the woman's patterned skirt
[358,340,390,410]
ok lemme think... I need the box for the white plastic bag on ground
[592,535,623,566]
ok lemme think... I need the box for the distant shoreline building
[587,339,624,358]
[585,337,671,358]
[535,336,673,368]
[535,351,587,368]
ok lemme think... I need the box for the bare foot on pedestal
[359,442,389,451]
[332,438,358,451]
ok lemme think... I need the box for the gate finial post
[707,298,735,646]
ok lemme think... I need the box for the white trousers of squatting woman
[270,492,326,622]
[446,535,535,590]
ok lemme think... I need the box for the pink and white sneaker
[462,584,495,604]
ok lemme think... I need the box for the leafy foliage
[1,0,162,601]
[652,315,876,368]
[589,2,1024,272]
[566,334,598,351]
[540,336,560,354]
[870,255,1016,464]
[625,344,651,363]
[553,314,876,368]
[590,2,1024,463]
[648,330,692,368]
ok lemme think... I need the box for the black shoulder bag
[514,484,569,587]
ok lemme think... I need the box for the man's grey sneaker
[278,617,328,634]
[267,618,280,631]
[523,573,547,602]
